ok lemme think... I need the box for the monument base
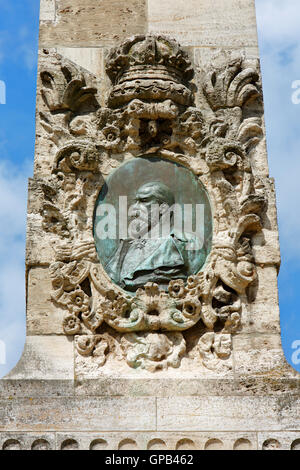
[1,336,299,450]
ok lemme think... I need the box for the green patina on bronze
[93,156,213,293]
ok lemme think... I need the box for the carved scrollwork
[75,335,109,366]
[121,332,186,372]
[99,282,202,333]
[40,35,267,372]
[198,332,232,371]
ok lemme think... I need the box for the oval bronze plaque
[94,156,213,293]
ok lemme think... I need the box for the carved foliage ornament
[39,35,266,372]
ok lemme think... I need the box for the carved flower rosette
[40,35,266,372]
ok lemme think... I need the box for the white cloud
[255,0,300,260]
[256,0,300,43]
[0,160,31,377]
[18,43,38,71]
[0,22,38,72]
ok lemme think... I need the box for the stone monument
[0,0,299,451]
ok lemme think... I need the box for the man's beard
[128,213,173,240]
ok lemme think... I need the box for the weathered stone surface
[0,432,55,450]
[5,336,74,380]
[257,432,300,451]
[74,371,300,397]
[241,265,281,334]
[232,334,292,377]
[40,0,55,22]
[1,429,300,450]
[147,0,258,47]
[39,0,147,47]
[56,47,104,77]
[157,396,300,432]
[0,397,156,432]
[0,430,264,450]
[54,431,258,450]
[194,46,260,68]
[27,267,64,335]
[0,379,74,399]
[74,377,236,398]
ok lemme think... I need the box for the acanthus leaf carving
[201,55,260,111]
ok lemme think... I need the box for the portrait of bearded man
[105,181,208,292]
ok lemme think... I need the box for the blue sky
[0,0,299,376]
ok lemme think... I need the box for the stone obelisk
[0,0,299,451]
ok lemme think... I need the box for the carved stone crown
[106,35,194,107]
